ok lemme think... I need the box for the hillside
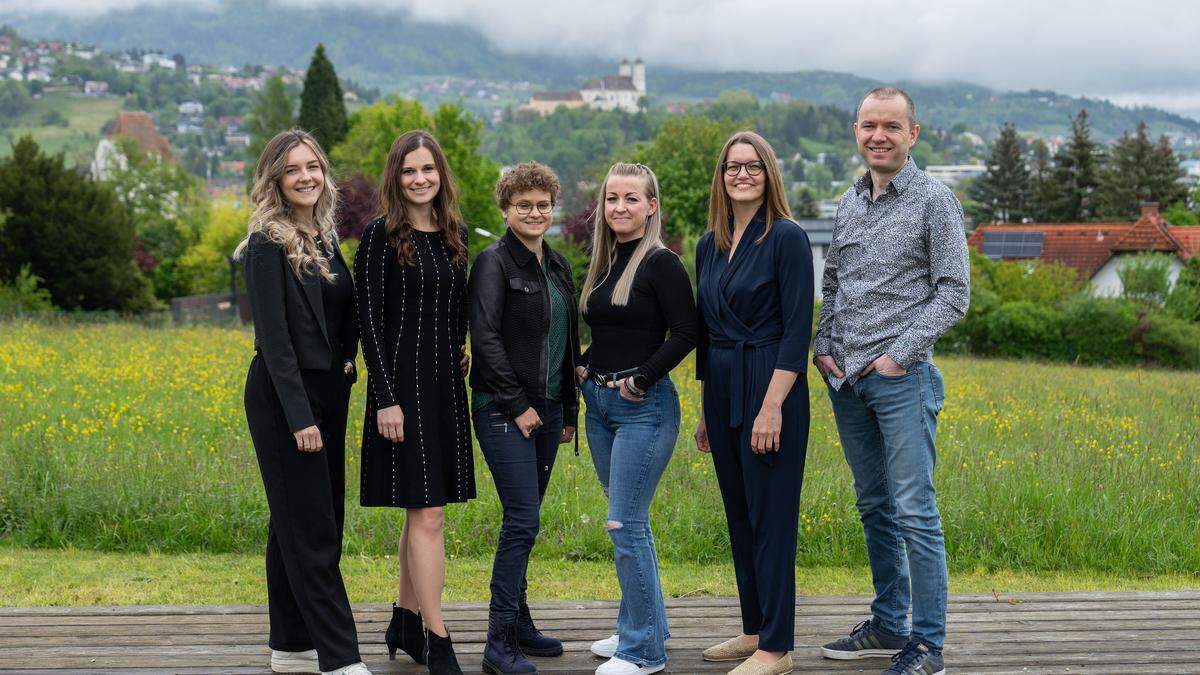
[7,1,1199,139]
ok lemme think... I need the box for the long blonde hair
[580,163,668,312]
[706,131,792,252]
[233,129,340,280]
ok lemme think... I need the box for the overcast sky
[12,0,1200,117]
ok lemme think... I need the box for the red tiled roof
[969,207,1200,278]
[108,111,173,161]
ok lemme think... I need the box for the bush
[1138,311,1200,369]
[980,301,1066,360]
[0,265,54,315]
[1165,257,1200,323]
[0,136,156,312]
[1118,252,1173,306]
[939,283,1000,354]
[177,202,251,295]
[1061,295,1140,366]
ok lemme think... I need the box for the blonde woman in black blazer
[237,129,370,675]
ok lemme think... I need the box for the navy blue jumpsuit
[695,210,814,652]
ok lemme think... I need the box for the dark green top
[472,253,569,412]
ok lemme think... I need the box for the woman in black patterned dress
[355,130,473,675]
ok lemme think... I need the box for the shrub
[939,283,1000,354]
[1138,311,1200,369]
[980,301,1066,360]
[177,202,251,295]
[1118,252,1173,306]
[1165,257,1200,323]
[0,264,54,315]
[1061,295,1139,366]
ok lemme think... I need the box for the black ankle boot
[425,628,464,675]
[384,604,426,664]
[482,620,537,674]
[516,600,562,657]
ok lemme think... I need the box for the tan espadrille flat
[726,653,793,675]
[702,636,759,662]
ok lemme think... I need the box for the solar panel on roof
[981,231,1044,260]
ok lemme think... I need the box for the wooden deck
[1,591,1198,673]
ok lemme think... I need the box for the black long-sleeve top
[581,238,698,386]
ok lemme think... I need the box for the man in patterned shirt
[813,87,969,675]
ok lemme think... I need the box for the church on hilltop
[523,58,646,115]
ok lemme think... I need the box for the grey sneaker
[882,642,944,675]
[822,619,908,659]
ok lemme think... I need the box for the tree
[630,115,736,238]
[0,136,155,311]
[178,201,252,294]
[1027,139,1057,222]
[0,80,32,124]
[1045,110,1102,222]
[245,74,295,187]
[791,185,819,218]
[330,99,503,253]
[296,43,348,150]
[1095,122,1187,220]
[335,173,379,241]
[105,137,210,300]
[968,124,1030,223]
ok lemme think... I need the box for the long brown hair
[705,131,792,253]
[378,130,467,266]
[233,129,339,280]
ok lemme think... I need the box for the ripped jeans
[582,375,680,668]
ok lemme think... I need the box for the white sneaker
[595,656,665,675]
[591,634,619,658]
[321,662,372,675]
[271,649,318,673]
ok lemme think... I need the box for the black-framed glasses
[722,160,765,177]
[513,201,554,216]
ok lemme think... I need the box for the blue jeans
[582,376,679,668]
[827,362,948,650]
[474,399,564,624]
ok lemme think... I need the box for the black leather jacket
[468,228,580,429]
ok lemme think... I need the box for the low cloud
[9,0,1200,113]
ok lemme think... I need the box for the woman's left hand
[750,403,782,454]
[613,376,645,403]
[560,426,576,444]
[459,346,470,376]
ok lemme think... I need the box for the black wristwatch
[631,374,649,394]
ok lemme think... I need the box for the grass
[0,90,125,166]
[2,547,1195,607]
[0,318,1197,578]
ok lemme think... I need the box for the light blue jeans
[582,375,680,668]
[827,361,948,650]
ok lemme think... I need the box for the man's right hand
[814,354,845,379]
[514,407,542,439]
[377,405,405,443]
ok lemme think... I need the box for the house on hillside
[968,203,1199,296]
[521,58,646,115]
[91,111,173,180]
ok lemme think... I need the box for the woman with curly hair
[469,162,580,675]
[236,129,370,675]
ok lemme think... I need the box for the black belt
[589,367,639,388]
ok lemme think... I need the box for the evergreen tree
[1027,139,1056,222]
[1046,110,1102,222]
[245,74,295,187]
[791,185,819,218]
[968,124,1030,223]
[1095,122,1188,219]
[296,43,348,150]
[0,136,155,311]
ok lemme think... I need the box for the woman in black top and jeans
[469,162,580,675]
[576,163,697,675]
[237,130,370,675]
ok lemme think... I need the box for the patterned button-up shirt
[813,157,970,390]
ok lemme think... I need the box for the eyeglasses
[513,201,554,216]
[722,160,765,177]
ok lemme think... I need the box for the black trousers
[245,355,361,671]
[702,347,809,652]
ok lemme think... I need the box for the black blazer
[243,230,359,432]
[468,228,580,429]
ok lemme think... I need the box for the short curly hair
[495,161,560,210]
